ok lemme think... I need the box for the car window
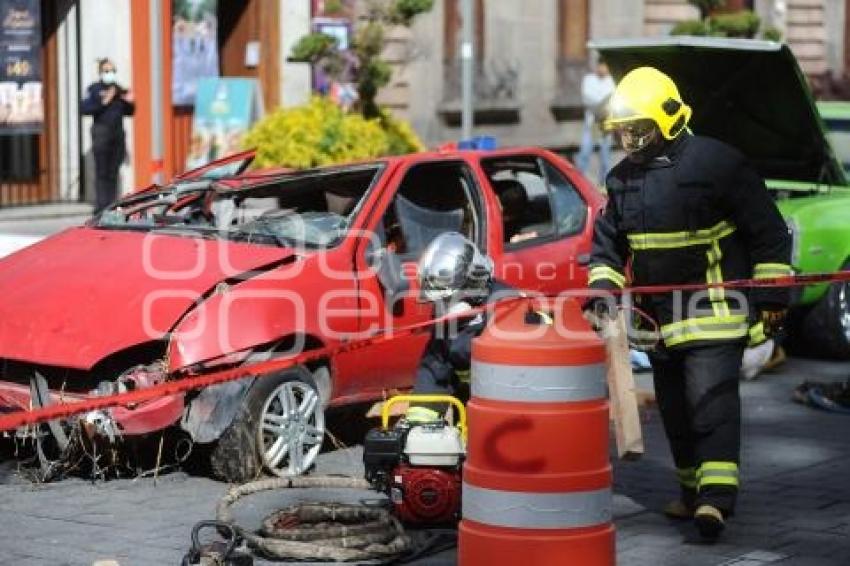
[543,160,587,237]
[97,164,383,249]
[481,156,557,247]
[378,161,482,261]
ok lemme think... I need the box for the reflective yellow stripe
[699,475,739,487]
[456,369,471,384]
[706,240,729,317]
[627,220,736,250]
[699,462,738,472]
[753,263,793,279]
[676,467,697,488]
[697,462,739,489]
[661,314,748,347]
[406,406,441,423]
[588,265,626,288]
[748,322,767,347]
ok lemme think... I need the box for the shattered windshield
[94,164,384,248]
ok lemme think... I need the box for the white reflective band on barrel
[463,483,612,529]
[471,361,606,402]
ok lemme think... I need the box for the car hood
[589,37,846,186]
[0,227,294,370]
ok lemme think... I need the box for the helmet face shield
[616,119,660,155]
[417,232,493,304]
[606,95,641,125]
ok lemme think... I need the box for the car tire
[210,366,325,482]
[799,260,850,359]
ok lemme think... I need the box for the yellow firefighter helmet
[605,66,692,140]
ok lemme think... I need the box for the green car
[591,36,850,358]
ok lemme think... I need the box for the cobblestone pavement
[0,356,848,565]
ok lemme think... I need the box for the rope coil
[216,476,413,562]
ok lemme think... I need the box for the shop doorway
[0,0,70,206]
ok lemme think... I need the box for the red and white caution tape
[1,270,848,433]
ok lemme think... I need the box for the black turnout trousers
[92,124,125,213]
[650,342,745,514]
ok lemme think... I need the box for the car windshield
[94,164,383,248]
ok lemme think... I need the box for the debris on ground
[793,379,850,414]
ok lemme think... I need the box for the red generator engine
[364,420,465,526]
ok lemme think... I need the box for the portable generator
[363,395,466,526]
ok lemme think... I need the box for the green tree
[290,0,434,120]
[673,1,781,41]
[688,0,726,20]
[242,97,425,169]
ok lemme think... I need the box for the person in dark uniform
[403,232,516,423]
[583,67,792,540]
[81,58,135,213]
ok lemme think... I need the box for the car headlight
[786,217,801,267]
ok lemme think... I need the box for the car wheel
[800,260,850,359]
[210,366,325,482]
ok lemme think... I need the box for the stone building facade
[372,0,849,150]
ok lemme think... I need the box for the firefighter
[583,67,792,540]
[404,232,516,423]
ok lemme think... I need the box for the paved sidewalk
[0,203,92,258]
[0,356,848,565]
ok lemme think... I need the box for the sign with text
[0,0,41,133]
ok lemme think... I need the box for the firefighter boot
[694,504,725,540]
[663,487,696,520]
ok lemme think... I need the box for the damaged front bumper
[0,361,185,443]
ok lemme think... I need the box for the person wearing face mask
[583,67,791,541]
[81,58,135,213]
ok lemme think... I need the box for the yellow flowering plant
[242,97,423,169]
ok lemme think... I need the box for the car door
[481,153,597,295]
[343,158,487,397]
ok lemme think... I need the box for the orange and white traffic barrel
[459,298,614,566]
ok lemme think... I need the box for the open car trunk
[589,37,846,186]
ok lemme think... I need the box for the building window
[439,0,520,125]
[443,0,484,63]
[551,0,590,121]
[557,0,588,63]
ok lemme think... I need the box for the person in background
[576,59,616,186]
[81,58,134,213]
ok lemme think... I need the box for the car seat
[394,194,464,255]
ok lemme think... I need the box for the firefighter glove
[582,297,616,334]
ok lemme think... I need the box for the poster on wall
[172,0,219,106]
[311,0,358,109]
[0,0,42,133]
[187,77,263,169]
[312,18,357,109]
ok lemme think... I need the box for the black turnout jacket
[588,133,792,349]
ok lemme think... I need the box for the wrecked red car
[0,148,602,481]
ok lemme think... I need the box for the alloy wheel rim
[258,380,324,476]
[839,283,850,343]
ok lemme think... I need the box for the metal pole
[150,0,164,184]
[460,0,474,140]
